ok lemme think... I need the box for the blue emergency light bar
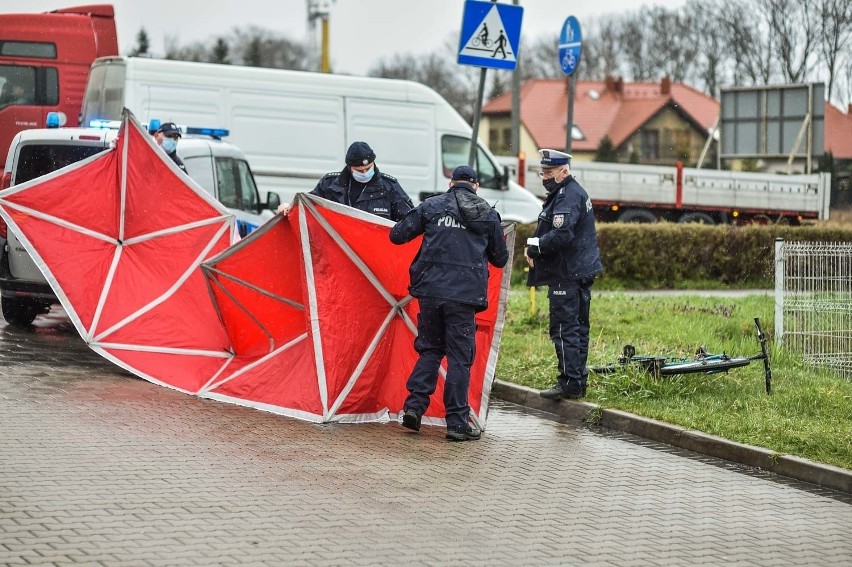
[46,112,61,128]
[185,126,230,139]
[89,119,122,129]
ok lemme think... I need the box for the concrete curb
[491,380,852,495]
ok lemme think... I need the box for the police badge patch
[552,214,565,228]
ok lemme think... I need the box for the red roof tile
[483,78,720,151]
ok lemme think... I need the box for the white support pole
[774,238,785,347]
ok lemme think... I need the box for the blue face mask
[351,166,375,183]
[161,138,178,153]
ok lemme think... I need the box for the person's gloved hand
[276,203,292,215]
[526,237,541,258]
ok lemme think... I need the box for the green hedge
[512,223,852,289]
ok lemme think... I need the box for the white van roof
[94,56,452,107]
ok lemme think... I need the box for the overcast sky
[8,0,687,75]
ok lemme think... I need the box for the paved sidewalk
[1,317,851,566]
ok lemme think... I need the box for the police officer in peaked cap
[154,122,187,173]
[390,165,509,441]
[525,149,603,400]
[277,141,413,221]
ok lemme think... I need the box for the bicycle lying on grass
[588,317,773,394]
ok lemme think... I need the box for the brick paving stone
[1,314,851,566]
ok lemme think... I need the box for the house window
[502,128,511,153]
[641,129,659,160]
[489,128,499,151]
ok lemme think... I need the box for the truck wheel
[678,212,715,224]
[617,208,657,223]
[1,297,44,327]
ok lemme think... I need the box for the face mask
[161,138,178,153]
[542,177,560,192]
[351,167,375,183]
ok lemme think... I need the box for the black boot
[401,409,421,431]
[446,426,481,441]
[540,384,586,400]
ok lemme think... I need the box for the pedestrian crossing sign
[457,0,524,71]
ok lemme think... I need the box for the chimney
[661,76,671,95]
[605,76,615,92]
[848,103,852,115]
[615,77,624,94]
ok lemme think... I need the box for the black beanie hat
[345,141,376,166]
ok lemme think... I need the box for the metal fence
[775,238,852,379]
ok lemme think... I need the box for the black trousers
[403,297,477,431]
[549,279,593,393]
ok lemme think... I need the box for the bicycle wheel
[659,356,751,376]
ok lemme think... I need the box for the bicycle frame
[589,318,772,394]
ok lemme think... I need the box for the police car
[0,116,278,326]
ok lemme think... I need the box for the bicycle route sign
[457,0,524,71]
[559,16,582,76]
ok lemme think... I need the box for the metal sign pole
[469,67,487,167]
[565,75,575,153]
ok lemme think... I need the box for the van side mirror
[266,191,281,211]
[501,165,510,190]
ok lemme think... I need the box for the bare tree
[619,13,655,81]
[518,34,562,80]
[583,17,622,81]
[818,0,852,102]
[682,0,727,95]
[719,0,774,84]
[763,0,816,83]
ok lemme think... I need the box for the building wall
[619,106,708,166]
[480,114,595,162]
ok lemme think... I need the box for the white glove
[526,237,539,247]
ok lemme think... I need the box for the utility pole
[510,0,520,156]
[307,0,334,73]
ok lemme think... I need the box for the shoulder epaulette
[380,172,398,182]
[323,172,340,178]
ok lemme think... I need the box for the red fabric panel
[103,348,229,393]
[6,150,120,237]
[208,274,306,357]
[98,267,230,352]
[210,218,303,303]
[303,210,392,406]
[211,340,321,415]
[7,213,115,330]
[94,222,231,334]
[120,124,224,239]
[313,205,418,300]
[337,317,418,416]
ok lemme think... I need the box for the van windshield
[81,62,125,125]
[440,135,502,189]
[15,144,104,185]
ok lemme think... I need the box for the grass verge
[496,290,852,470]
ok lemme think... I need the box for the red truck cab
[0,4,118,171]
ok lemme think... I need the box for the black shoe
[539,384,586,400]
[401,409,421,431]
[446,426,481,442]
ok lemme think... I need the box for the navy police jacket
[390,183,509,311]
[527,175,602,286]
[311,165,413,222]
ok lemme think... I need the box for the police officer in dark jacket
[526,149,602,400]
[154,122,187,173]
[279,141,413,221]
[390,165,509,441]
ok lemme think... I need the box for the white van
[0,124,274,326]
[80,56,542,223]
